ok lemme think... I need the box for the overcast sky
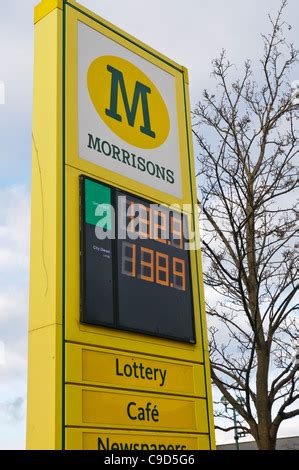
[0,0,298,449]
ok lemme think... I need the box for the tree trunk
[256,346,274,450]
[256,432,277,450]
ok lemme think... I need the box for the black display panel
[80,176,196,343]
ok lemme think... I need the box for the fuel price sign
[80,176,195,343]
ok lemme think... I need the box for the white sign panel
[78,22,182,198]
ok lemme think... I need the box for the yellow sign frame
[27,0,215,450]
[66,343,206,397]
[66,386,209,432]
[66,428,210,451]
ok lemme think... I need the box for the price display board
[80,176,195,343]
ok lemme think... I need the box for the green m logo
[87,56,170,149]
[105,65,155,139]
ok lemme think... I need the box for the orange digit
[121,242,136,277]
[138,204,150,239]
[153,209,167,244]
[173,257,186,291]
[156,252,169,286]
[140,247,154,282]
[171,213,183,249]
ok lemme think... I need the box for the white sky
[0,0,298,449]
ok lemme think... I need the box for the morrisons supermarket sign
[78,22,182,198]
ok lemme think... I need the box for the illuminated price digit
[138,204,150,239]
[121,242,136,277]
[152,209,167,244]
[171,213,183,249]
[140,247,154,282]
[173,257,186,291]
[156,252,169,286]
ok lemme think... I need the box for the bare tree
[193,0,298,450]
